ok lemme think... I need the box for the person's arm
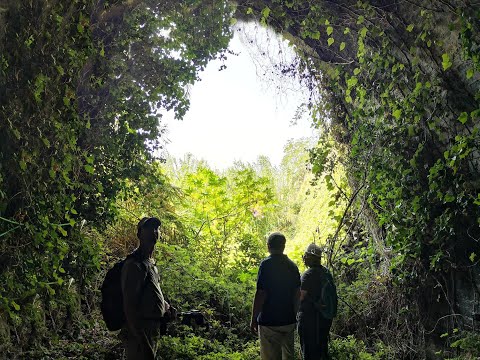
[300,289,308,302]
[293,287,301,313]
[122,260,147,338]
[298,269,312,307]
[250,288,266,333]
[293,265,301,314]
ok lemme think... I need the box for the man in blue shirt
[250,232,301,359]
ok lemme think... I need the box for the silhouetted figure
[298,243,337,360]
[121,217,175,360]
[250,232,301,360]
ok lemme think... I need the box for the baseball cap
[305,243,322,257]
[137,217,161,230]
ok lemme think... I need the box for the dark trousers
[121,321,161,360]
[298,312,333,360]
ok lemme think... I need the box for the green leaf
[326,26,333,36]
[347,76,358,88]
[12,128,21,139]
[11,301,20,311]
[58,227,67,237]
[393,109,402,119]
[458,112,468,124]
[444,193,455,203]
[351,133,359,145]
[406,24,414,32]
[19,160,27,171]
[261,7,270,19]
[360,27,368,38]
[440,332,449,338]
[357,15,365,25]
[408,125,415,137]
[466,68,474,79]
[42,137,51,147]
[344,27,350,34]
[230,17,237,26]
[353,68,361,75]
[327,37,334,46]
[469,252,477,263]
[84,164,94,174]
[246,7,253,15]
[442,53,452,71]
[339,42,346,51]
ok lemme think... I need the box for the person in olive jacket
[298,243,337,360]
[121,217,174,360]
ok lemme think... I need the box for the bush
[330,335,393,360]
[156,335,258,360]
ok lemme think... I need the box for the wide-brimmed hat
[304,243,322,257]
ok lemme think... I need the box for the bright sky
[160,23,316,170]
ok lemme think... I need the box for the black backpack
[100,253,137,331]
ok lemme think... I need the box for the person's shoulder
[283,255,299,269]
[259,255,273,266]
[320,265,332,275]
[302,267,315,277]
[303,266,316,274]
[123,252,147,272]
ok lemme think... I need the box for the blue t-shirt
[256,254,301,326]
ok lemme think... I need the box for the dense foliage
[236,0,480,358]
[0,0,232,351]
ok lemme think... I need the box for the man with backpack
[297,243,337,360]
[250,232,301,359]
[121,217,173,360]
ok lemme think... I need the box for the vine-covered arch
[237,1,480,354]
[0,0,479,357]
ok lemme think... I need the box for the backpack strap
[122,251,151,303]
[308,266,334,314]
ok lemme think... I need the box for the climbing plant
[0,0,233,347]
[236,0,480,356]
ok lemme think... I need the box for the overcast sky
[159,23,315,170]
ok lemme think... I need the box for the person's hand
[169,305,178,320]
[250,318,258,334]
[163,302,178,321]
